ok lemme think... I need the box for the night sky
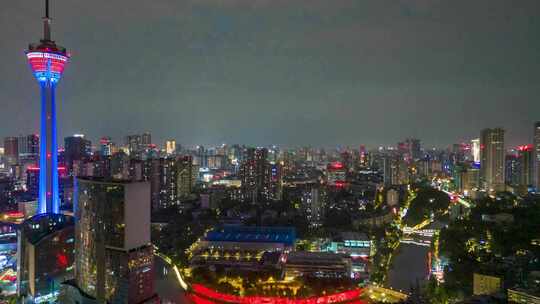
[1,0,539,148]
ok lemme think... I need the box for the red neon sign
[190,284,365,304]
[334,181,347,188]
[517,144,533,152]
[329,162,344,170]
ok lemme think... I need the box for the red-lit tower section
[26,0,69,214]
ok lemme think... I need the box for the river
[387,243,430,293]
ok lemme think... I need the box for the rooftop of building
[337,231,370,242]
[21,213,74,245]
[285,252,349,264]
[204,225,296,246]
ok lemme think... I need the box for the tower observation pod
[26,0,69,214]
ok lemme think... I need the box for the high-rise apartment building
[239,148,271,202]
[505,154,520,187]
[159,157,178,207]
[301,185,325,229]
[480,128,505,191]
[517,145,534,187]
[60,178,157,303]
[176,155,196,201]
[64,134,91,173]
[534,122,540,191]
[270,162,283,200]
[383,154,398,186]
[3,137,19,166]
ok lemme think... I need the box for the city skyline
[3,126,540,151]
[1,0,539,147]
[2,1,539,303]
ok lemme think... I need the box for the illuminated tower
[26,0,69,214]
[17,2,74,301]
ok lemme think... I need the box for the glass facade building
[61,178,156,304]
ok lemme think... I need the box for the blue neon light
[38,84,48,214]
[34,71,61,83]
[37,77,60,214]
[51,83,59,214]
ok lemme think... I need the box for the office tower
[26,0,69,213]
[99,136,113,156]
[60,178,157,303]
[517,145,534,187]
[64,134,91,173]
[535,122,540,191]
[176,155,196,201]
[165,139,176,155]
[3,137,19,166]
[239,148,271,202]
[480,128,505,191]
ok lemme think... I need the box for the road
[154,256,190,303]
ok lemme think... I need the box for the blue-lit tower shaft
[27,0,68,214]
[38,75,60,214]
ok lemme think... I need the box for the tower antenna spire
[43,0,51,41]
